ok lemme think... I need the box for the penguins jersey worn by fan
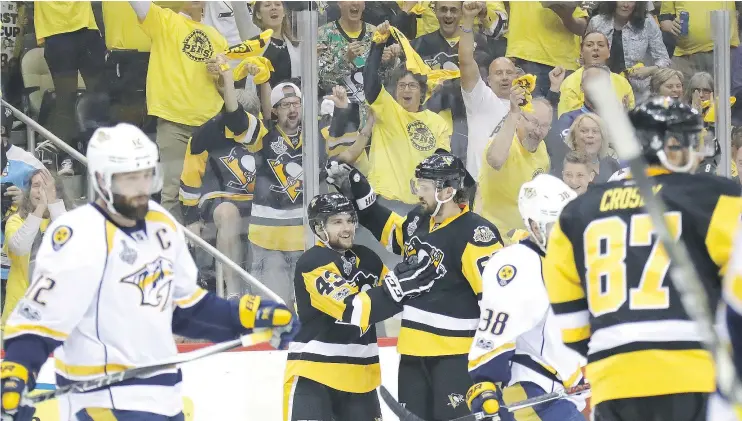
[287,244,402,393]
[360,203,504,356]
[544,170,742,407]
[3,201,249,416]
[179,104,267,225]
[469,239,586,410]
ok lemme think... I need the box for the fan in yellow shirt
[506,2,589,97]
[476,91,551,237]
[2,170,67,326]
[558,31,635,117]
[363,22,451,204]
[402,1,507,39]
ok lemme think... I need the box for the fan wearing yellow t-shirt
[506,2,589,98]
[129,1,228,222]
[34,1,107,176]
[659,1,739,82]
[363,22,452,205]
[476,90,551,237]
[558,31,635,117]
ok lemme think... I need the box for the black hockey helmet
[414,149,474,191]
[628,96,703,170]
[307,192,357,237]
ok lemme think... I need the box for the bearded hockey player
[285,192,442,421]
[544,97,742,421]
[466,174,586,421]
[1,124,299,421]
[326,150,504,420]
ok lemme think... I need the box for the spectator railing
[1,99,284,304]
[713,10,733,178]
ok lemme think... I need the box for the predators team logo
[268,153,303,202]
[51,225,73,251]
[182,29,215,62]
[220,146,257,193]
[407,120,436,152]
[121,257,175,310]
[496,264,517,287]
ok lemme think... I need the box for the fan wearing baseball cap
[247,81,305,308]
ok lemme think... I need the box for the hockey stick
[23,328,275,405]
[379,383,591,421]
[583,75,742,405]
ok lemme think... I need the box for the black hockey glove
[325,158,376,210]
[382,252,441,303]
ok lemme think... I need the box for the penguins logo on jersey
[496,264,517,287]
[121,257,175,310]
[51,225,73,251]
[405,237,447,278]
[219,146,256,192]
[268,153,303,202]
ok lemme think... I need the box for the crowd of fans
[1,1,741,336]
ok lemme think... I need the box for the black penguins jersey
[359,203,504,357]
[544,169,742,406]
[286,243,401,393]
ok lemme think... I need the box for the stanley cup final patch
[473,226,495,243]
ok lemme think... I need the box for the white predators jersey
[4,201,204,416]
[469,241,586,410]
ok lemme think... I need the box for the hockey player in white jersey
[466,174,587,421]
[0,124,300,421]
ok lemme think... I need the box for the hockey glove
[325,159,376,210]
[238,295,294,329]
[269,317,301,350]
[466,382,506,419]
[382,252,440,303]
[1,361,36,421]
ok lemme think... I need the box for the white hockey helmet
[86,123,162,216]
[518,174,577,252]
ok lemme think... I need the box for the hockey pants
[500,381,585,421]
[397,354,472,421]
[284,375,381,421]
[593,392,709,421]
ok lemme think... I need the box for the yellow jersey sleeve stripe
[4,324,68,341]
[175,288,207,308]
[562,325,591,344]
[380,213,405,252]
[468,342,516,371]
[55,360,132,377]
[461,242,503,295]
[707,195,742,276]
[302,262,353,321]
[544,221,586,304]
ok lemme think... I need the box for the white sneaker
[58,158,74,176]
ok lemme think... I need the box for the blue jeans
[76,408,185,421]
[501,381,585,421]
[249,243,302,307]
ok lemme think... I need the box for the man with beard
[248,82,305,308]
[326,150,504,420]
[0,123,299,421]
[285,192,443,421]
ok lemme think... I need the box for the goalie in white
[466,174,587,421]
[0,124,299,421]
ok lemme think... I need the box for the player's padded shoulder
[144,201,180,233]
[461,211,503,246]
[295,246,341,275]
[484,243,539,286]
[673,172,742,197]
[43,204,106,253]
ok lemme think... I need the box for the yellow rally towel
[702,97,737,123]
[233,56,274,84]
[621,62,644,79]
[512,74,537,113]
[225,29,273,60]
[372,26,460,96]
